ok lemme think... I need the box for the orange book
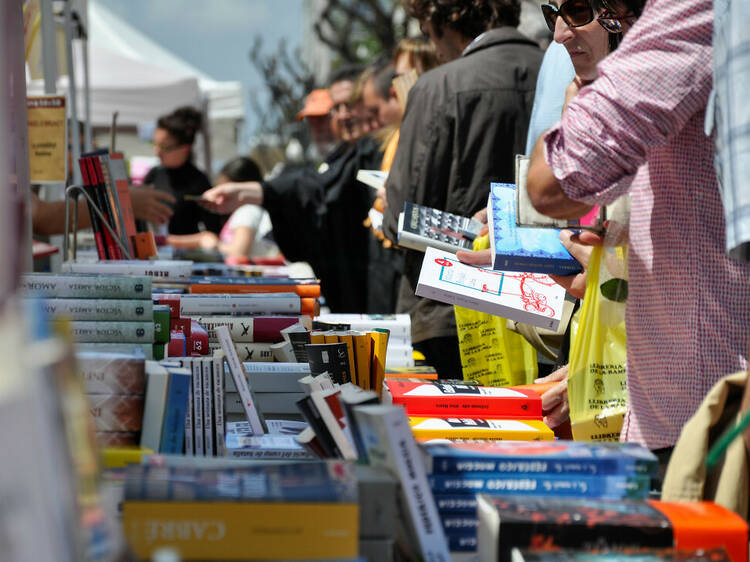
[368,331,388,397]
[300,298,319,317]
[309,331,326,345]
[353,333,372,391]
[337,333,358,386]
[386,366,438,380]
[133,232,158,259]
[190,283,321,298]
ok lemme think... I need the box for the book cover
[153,305,171,344]
[187,315,302,343]
[191,358,204,456]
[207,341,273,362]
[488,182,583,275]
[212,351,226,457]
[76,352,146,395]
[188,276,320,298]
[21,273,150,299]
[510,547,732,561]
[310,389,357,460]
[77,155,107,259]
[62,260,193,281]
[216,325,265,435]
[296,395,338,458]
[317,313,411,340]
[88,394,144,432]
[85,153,122,259]
[353,404,451,562]
[416,248,567,332]
[123,501,358,560]
[90,151,125,259]
[385,380,543,420]
[108,152,138,243]
[409,417,554,441]
[33,298,152,321]
[397,202,479,253]
[477,496,748,562]
[75,342,153,359]
[429,473,650,499]
[69,321,154,343]
[356,169,388,191]
[424,440,658,477]
[306,342,352,384]
[158,367,191,454]
[225,433,313,459]
[189,321,209,356]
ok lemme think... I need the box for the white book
[61,259,193,280]
[212,351,226,456]
[353,404,450,562]
[216,325,265,435]
[178,293,302,316]
[201,356,214,457]
[356,169,388,191]
[316,313,412,340]
[416,247,567,331]
[309,389,357,460]
[191,358,204,456]
[140,361,169,452]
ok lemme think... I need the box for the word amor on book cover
[416,248,566,331]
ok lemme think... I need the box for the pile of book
[21,273,157,358]
[422,440,658,553]
[383,379,554,442]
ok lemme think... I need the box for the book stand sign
[27,95,67,184]
[62,184,132,261]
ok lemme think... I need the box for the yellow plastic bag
[453,234,538,386]
[568,245,628,441]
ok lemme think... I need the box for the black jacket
[383,27,543,342]
[261,137,381,313]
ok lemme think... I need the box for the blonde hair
[393,37,438,75]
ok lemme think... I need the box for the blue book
[488,182,583,275]
[447,533,478,552]
[424,440,658,477]
[434,493,479,514]
[428,473,651,500]
[158,367,192,454]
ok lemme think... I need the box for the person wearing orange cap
[296,88,336,159]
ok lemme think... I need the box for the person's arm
[199,182,263,215]
[165,231,218,250]
[31,193,91,236]
[218,225,255,259]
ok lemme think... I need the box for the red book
[109,152,138,241]
[154,295,180,318]
[167,331,186,357]
[384,380,543,420]
[172,317,192,338]
[78,157,107,260]
[85,156,121,259]
[188,321,209,356]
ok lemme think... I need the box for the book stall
[3,2,750,562]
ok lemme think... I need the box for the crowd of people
[42,0,749,479]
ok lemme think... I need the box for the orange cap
[296,89,333,121]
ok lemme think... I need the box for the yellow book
[309,331,326,344]
[408,417,554,441]
[369,331,388,397]
[323,332,340,344]
[100,446,152,469]
[123,501,359,560]
[336,333,358,387]
[353,333,372,391]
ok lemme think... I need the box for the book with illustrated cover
[398,201,484,253]
[488,182,583,275]
[76,352,146,395]
[409,417,554,442]
[416,247,567,331]
[423,440,658,477]
[477,496,749,562]
[384,380,543,420]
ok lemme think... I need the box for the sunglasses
[541,1,634,34]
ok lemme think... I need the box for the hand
[198,230,219,251]
[456,248,492,267]
[562,76,592,116]
[535,364,569,428]
[473,207,488,224]
[129,185,175,224]
[199,181,263,214]
[548,229,602,298]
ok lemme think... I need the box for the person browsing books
[380,0,543,377]
[142,106,224,236]
[525,0,750,454]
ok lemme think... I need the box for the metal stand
[63,184,132,261]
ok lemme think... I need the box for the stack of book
[422,440,659,554]
[122,459,360,561]
[383,379,553,442]
[77,352,146,448]
[151,295,211,358]
[20,273,155,358]
[317,313,415,366]
[139,360,192,455]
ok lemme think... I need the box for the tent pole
[64,0,82,187]
[40,0,58,95]
[81,28,92,152]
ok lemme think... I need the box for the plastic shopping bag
[568,245,628,441]
[453,234,537,386]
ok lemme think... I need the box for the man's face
[328,79,361,143]
[421,19,464,63]
[362,76,401,129]
[306,114,335,153]
[553,8,610,81]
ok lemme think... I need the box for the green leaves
[600,278,628,302]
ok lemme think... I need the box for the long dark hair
[156,106,203,147]
[219,156,263,183]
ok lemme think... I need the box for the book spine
[97,153,133,256]
[216,325,264,435]
[213,353,226,456]
[430,455,626,476]
[192,360,204,456]
[189,322,209,356]
[178,294,302,316]
[108,153,138,239]
[88,394,144,431]
[189,283,321,298]
[21,274,151,299]
[310,391,357,460]
[202,357,214,457]
[78,156,107,259]
[433,494,478,513]
[32,298,153,321]
[187,315,303,343]
[158,371,191,454]
[391,395,542,420]
[207,341,273,363]
[62,261,192,280]
[88,156,122,259]
[227,448,313,460]
[184,362,194,456]
[75,342,154,359]
[69,321,154,343]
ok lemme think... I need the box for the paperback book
[398,202,484,253]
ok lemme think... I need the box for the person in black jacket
[382,0,543,378]
[143,106,224,235]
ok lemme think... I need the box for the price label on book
[27,95,67,183]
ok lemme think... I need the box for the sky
[97,0,306,142]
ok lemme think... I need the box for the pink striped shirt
[544,0,750,449]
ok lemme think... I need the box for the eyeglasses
[541,1,634,34]
[152,142,183,153]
